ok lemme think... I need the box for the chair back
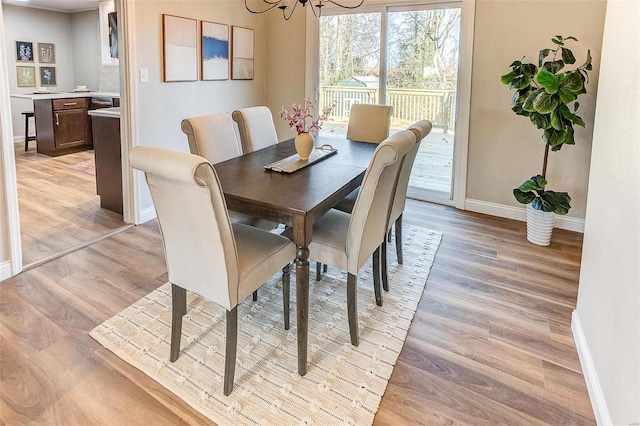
[130,146,240,310]
[231,106,279,153]
[346,129,416,272]
[181,113,242,164]
[388,120,433,227]
[346,104,393,144]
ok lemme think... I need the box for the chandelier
[245,0,364,21]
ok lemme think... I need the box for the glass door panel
[387,7,460,198]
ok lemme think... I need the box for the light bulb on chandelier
[245,0,364,21]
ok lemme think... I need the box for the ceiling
[2,0,99,13]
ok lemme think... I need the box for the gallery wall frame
[40,66,57,86]
[201,21,229,81]
[162,14,198,82]
[231,26,254,80]
[16,66,36,87]
[15,41,34,62]
[37,43,56,63]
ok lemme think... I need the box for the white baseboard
[465,199,585,233]
[572,310,612,425]
[0,260,13,282]
[137,206,157,225]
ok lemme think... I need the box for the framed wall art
[231,26,254,80]
[162,14,198,82]
[201,21,229,81]
[16,66,36,87]
[37,43,56,63]
[40,66,57,86]
[15,41,34,62]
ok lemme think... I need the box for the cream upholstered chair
[231,106,279,153]
[181,112,243,163]
[130,146,295,396]
[286,130,416,345]
[346,103,393,143]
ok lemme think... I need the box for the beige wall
[468,0,606,219]
[576,0,640,423]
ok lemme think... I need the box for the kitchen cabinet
[34,97,92,156]
[89,108,122,215]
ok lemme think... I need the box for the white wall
[71,9,101,91]
[575,0,640,424]
[468,0,606,220]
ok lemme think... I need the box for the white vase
[526,204,555,246]
[295,132,314,160]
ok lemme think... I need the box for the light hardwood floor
[0,199,594,425]
[14,142,127,267]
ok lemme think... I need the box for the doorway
[317,1,472,206]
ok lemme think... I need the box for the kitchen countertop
[88,107,120,118]
[10,91,120,100]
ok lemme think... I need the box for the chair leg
[382,238,389,292]
[373,246,382,306]
[395,214,403,265]
[24,115,29,151]
[316,262,322,281]
[224,307,238,396]
[252,290,258,301]
[170,284,187,362]
[347,273,359,346]
[387,230,392,243]
[323,264,328,273]
[282,263,290,330]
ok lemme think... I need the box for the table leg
[296,245,309,375]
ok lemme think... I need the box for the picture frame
[37,42,56,63]
[201,21,229,81]
[162,14,198,82]
[16,66,36,87]
[231,26,254,80]
[15,41,34,62]
[40,66,57,86]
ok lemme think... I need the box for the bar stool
[22,111,36,151]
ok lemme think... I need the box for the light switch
[139,68,149,83]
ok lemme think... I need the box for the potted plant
[500,35,592,245]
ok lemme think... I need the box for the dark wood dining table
[214,135,376,375]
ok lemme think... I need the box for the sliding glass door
[318,2,463,203]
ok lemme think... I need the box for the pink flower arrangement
[279,97,336,135]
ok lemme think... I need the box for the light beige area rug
[64,159,96,175]
[90,225,441,425]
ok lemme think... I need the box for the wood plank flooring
[14,143,126,267]
[0,200,595,425]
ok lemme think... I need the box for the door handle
[55,113,59,126]
[64,102,78,106]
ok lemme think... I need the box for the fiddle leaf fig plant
[501,35,592,214]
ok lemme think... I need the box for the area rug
[90,225,441,425]
[64,159,95,175]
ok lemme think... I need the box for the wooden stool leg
[24,115,29,151]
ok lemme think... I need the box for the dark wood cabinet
[34,97,93,156]
[91,113,122,215]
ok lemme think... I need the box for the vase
[526,204,555,246]
[295,132,314,160]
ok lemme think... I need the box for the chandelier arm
[245,0,283,14]
[310,2,321,19]
[283,0,300,20]
[324,0,365,9]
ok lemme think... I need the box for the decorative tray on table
[264,145,337,173]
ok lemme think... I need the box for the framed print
[231,26,254,80]
[201,21,229,81]
[40,66,56,86]
[15,41,34,62]
[162,14,198,82]
[17,66,36,87]
[37,43,56,63]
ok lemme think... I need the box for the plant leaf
[561,47,576,64]
[514,188,536,204]
[529,112,551,129]
[537,70,559,94]
[509,75,532,90]
[533,92,559,114]
[562,71,584,93]
[550,108,564,131]
[542,60,565,74]
[538,49,551,67]
[564,36,578,42]
[557,87,577,104]
[501,71,516,85]
[541,191,572,214]
[522,90,541,112]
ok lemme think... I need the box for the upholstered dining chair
[231,106,279,153]
[130,146,295,396]
[346,103,393,144]
[285,130,416,346]
[181,112,243,164]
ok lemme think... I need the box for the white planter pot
[526,204,555,246]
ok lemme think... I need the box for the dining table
[214,135,377,375]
